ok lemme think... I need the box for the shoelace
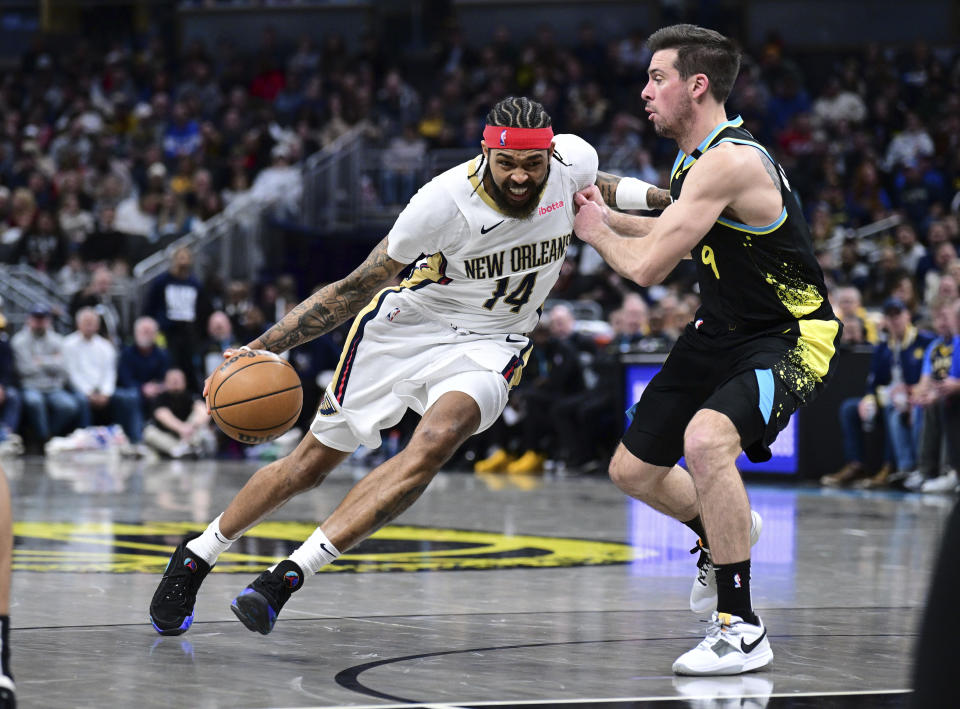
[695,614,725,650]
[256,569,291,602]
[161,560,199,606]
[690,541,713,587]
[162,572,190,605]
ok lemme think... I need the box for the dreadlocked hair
[471,97,558,186]
[485,96,552,129]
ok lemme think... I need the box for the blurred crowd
[0,30,304,287]
[0,20,959,484]
[0,243,339,459]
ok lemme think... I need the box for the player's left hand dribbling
[202,348,245,409]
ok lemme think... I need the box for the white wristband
[615,177,657,211]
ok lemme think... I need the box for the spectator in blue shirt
[822,297,936,488]
[162,101,202,160]
[117,316,171,437]
[909,298,960,493]
[904,298,960,490]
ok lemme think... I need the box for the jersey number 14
[483,274,538,313]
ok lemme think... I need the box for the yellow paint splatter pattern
[773,318,839,402]
[764,272,823,318]
[774,346,820,402]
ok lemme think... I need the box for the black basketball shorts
[622,323,838,468]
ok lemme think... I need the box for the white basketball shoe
[673,611,773,676]
[690,510,763,617]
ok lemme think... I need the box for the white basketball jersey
[386,133,598,334]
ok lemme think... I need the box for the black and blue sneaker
[230,560,303,635]
[0,674,14,709]
[149,533,213,635]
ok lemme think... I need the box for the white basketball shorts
[310,288,532,452]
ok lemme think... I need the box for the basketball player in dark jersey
[574,24,841,676]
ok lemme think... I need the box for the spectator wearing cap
[63,308,142,443]
[11,305,83,446]
[821,297,936,488]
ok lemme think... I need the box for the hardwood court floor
[1,452,950,708]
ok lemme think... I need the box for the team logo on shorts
[318,392,337,416]
[386,307,401,322]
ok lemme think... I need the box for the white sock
[185,514,238,566]
[288,527,340,575]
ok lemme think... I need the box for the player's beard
[652,92,694,140]
[484,165,550,219]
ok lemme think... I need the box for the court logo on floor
[12,521,649,573]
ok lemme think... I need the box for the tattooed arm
[247,237,405,354]
[596,171,673,210]
[590,171,673,238]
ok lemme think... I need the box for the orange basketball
[206,350,303,444]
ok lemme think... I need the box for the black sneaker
[149,533,213,635]
[230,560,304,635]
[0,674,13,709]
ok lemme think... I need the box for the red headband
[483,125,554,150]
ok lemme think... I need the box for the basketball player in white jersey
[149,96,671,636]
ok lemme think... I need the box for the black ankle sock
[0,615,11,679]
[715,560,759,625]
[683,515,709,549]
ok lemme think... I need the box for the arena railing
[0,264,73,333]
[302,129,476,233]
[302,126,366,232]
[119,192,272,331]
[821,213,903,264]
[118,126,369,332]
